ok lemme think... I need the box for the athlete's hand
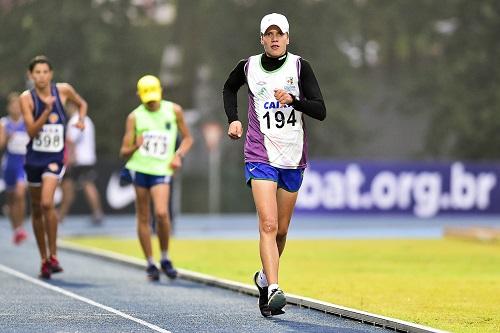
[170,154,183,171]
[228,120,243,140]
[40,95,56,113]
[274,89,293,107]
[134,134,144,149]
[74,118,85,131]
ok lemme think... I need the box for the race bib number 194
[33,124,64,152]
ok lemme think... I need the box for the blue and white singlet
[25,84,67,166]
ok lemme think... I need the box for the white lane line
[0,264,171,333]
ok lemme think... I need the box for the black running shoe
[253,271,272,317]
[268,288,286,314]
[160,259,178,279]
[146,264,160,281]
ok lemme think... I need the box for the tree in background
[0,0,172,156]
[422,0,500,160]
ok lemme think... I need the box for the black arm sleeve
[292,59,326,121]
[223,60,247,123]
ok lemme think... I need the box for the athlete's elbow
[119,147,128,159]
[308,101,326,121]
[316,108,326,121]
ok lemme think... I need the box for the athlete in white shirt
[223,13,326,317]
[58,102,103,225]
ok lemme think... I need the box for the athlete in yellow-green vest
[120,75,193,281]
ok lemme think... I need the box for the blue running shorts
[245,162,304,193]
[119,167,133,185]
[127,169,171,189]
[3,159,26,190]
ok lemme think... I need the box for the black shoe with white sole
[267,288,286,314]
[253,271,272,317]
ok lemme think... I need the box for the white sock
[268,283,279,298]
[161,251,169,261]
[147,257,155,266]
[256,269,268,288]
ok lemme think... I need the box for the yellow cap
[137,75,162,103]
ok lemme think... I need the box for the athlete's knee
[259,217,278,235]
[135,205,149,222]
[40,199,54,212]
[136,213,149,226]
[155,209,169,222]
[136,219,150,236]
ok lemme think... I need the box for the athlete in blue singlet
[20,55,87,279]
[223,14,326,316]
[0,92,29,245]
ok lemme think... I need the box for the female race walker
[222,13,326,316]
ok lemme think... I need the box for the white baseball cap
[260,13,289,34]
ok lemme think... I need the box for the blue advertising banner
[296,161,500,218]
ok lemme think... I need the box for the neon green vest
[125,101,177,176]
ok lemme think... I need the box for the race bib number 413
[139,131,170,159]
[33,124,64,153]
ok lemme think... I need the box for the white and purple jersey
[244,52,307,169]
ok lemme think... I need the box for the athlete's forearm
[119,134,139,159]
[294,59,326,121]
[175,136,193,159]
[291,98,326,121]
[78,101,88,121]
[223,89,239,123]
[27,108,51,138]
[223,60,246,123]
[119,143,139,159]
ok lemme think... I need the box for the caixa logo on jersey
[263,100,294,110]
[263,100,283,109]
[296,161,500,218]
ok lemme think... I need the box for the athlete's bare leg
[8,182,26,230]
[29,186,47,261]
[58,178,75,223]
[276,188,298,256]
[82,181,104,222]
[135,186,153,259]
[40,175,60,257]
[150,184,171,252]
[252,179,280,285]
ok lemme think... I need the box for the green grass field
[66,237,500,333]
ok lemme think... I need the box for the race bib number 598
[33,124,64,153]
